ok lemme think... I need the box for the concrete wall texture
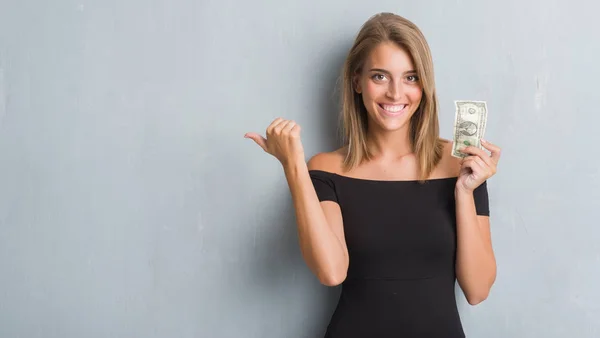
[1,0,599,337]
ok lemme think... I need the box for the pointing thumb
[244,133,268,152]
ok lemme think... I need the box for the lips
[378,103,407,116]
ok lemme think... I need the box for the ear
[353,74,362,94]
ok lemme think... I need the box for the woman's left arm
[454,139,502,305]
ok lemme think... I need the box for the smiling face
[354,41,423,133]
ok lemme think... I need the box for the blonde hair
[340,12,444,181]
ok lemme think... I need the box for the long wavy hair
[340,12,444,182]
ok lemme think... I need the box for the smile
[378,103,407,116]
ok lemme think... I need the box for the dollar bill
[451,100,487,158]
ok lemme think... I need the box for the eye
[407,75,419,82]
[372,74,387,81]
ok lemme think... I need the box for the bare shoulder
[307,147,347,173]
[437,138,462,177]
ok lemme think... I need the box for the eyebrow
[369,68,417,75]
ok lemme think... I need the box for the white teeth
[382,104,406,112]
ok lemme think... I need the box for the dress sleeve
[473,180,490,216]
[308,170,339,203]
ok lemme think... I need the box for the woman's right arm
[283,155,348,286]
[245,118,348,286]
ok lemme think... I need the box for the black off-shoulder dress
[309,170,490,338]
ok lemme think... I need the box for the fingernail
[481,139,487,143]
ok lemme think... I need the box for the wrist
[282,156,306,175]
[455,185,474,198]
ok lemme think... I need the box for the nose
[386,80,403,101]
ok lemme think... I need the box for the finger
[473,156,487,171]
[270,119,290,136]
[461,156,483,170]
[460,145,494,167]
[481,139,501,162]
[460,157,473,172]
[460,145,488,157]
[266,118,285,135]
[290,123,301,137]
[282,120,296,133]
[471,159,486,176]
[465,155,494,179]
[472,150,498,175]
[461,156,475,168]
[244,132,268,152]
[463,156,485,176]
[460,155,478,164]
[459,158,474,176]
[274,120,291,134]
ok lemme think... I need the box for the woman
[245,12,501,338]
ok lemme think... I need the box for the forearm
[454,188,496,304]
[283,160,348,285]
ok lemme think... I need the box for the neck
[366,125,413,160]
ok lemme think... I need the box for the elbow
[463,269,496,306]
[314,256,349,287]
[466,294,488,306]
[466,288,491,306]
[318,270,347,287]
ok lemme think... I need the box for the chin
[380,120,410,132]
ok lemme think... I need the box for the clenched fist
[244,118,305,167]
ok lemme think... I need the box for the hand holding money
[451,100,502,192]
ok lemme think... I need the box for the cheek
[406,86,423,103]
[364,82,386,100]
